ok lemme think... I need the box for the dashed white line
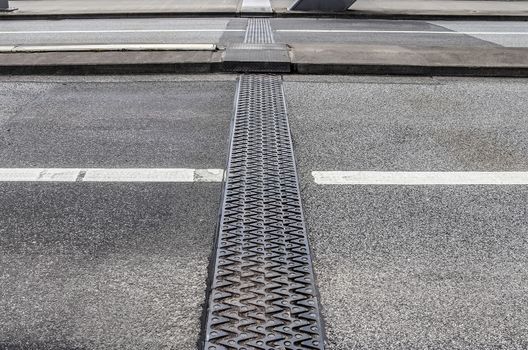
[312,171,528,185]
[0,168,224,182]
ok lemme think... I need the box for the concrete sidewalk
[274,0,528,17]
[3,0,238,15]
[2,0,528,19]
[289,43,528,76]
[1,45,527,77]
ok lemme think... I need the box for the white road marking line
[0,29,245,34]
[0,168,224,182]
[82,168,196,182]
[312,171,528,185]
[1,43,216,53]
[0,169,81,182]
[193,169,225,182]
[0,45,15,52]
[276,29,528,35]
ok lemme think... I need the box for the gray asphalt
[429,21,528,48]
[0,18,247,46]
[285,76,528,172]
[0,75,235,350]
[2,73,528,350]
[1,18,527,48]
[0,77,235,167]
[272,18,498,47]
[284,75,528,349]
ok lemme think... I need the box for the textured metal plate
[229,44,288,51]
[223,18,290,73]
[223,61,291,73]
[204,74,325,350]
[224,44,290,73]
[245,18,274,44]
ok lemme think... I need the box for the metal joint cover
[224,18,291,73]
[204,74,325,350]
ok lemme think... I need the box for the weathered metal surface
[203,74,325,350]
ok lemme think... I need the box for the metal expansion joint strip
[245,18,275,44]
[204,74,325,350]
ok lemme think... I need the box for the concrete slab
[3,44,217,53]
[272,0,528,17]
[7,0,238,15]
[241,0,273,13]
[0,50,223,74]
[290,44,528,76]
[350,0,528,17]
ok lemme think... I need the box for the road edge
[0,11,527,21]
[2,61,528,77]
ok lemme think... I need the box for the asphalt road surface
[0,75,236,350]
[284,75,528,349]
[1,18,527,48]
[1,74,528,349]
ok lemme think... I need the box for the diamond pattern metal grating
[245,18,275,44]
[204,74,325,350]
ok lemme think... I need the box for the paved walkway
[3,0,528,17]
[4,0,238,15]
[272,0,528,16]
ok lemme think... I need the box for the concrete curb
[1,44,527,77]
[276,11,528,21]
[0,50,223,74]
[0,62,223,75]
[2,61,527,77]
[0,11,527,21]
[292,63,528,77]
[0,44,217,53]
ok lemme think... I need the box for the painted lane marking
[0,168,224,182]
[0,44,216,53]
[0,168,81,182]
[0,29,245,34]
[276,30,528,35]
[312,171,528,185]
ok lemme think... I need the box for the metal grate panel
[204,74,325,350]
[245,18,275,44]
